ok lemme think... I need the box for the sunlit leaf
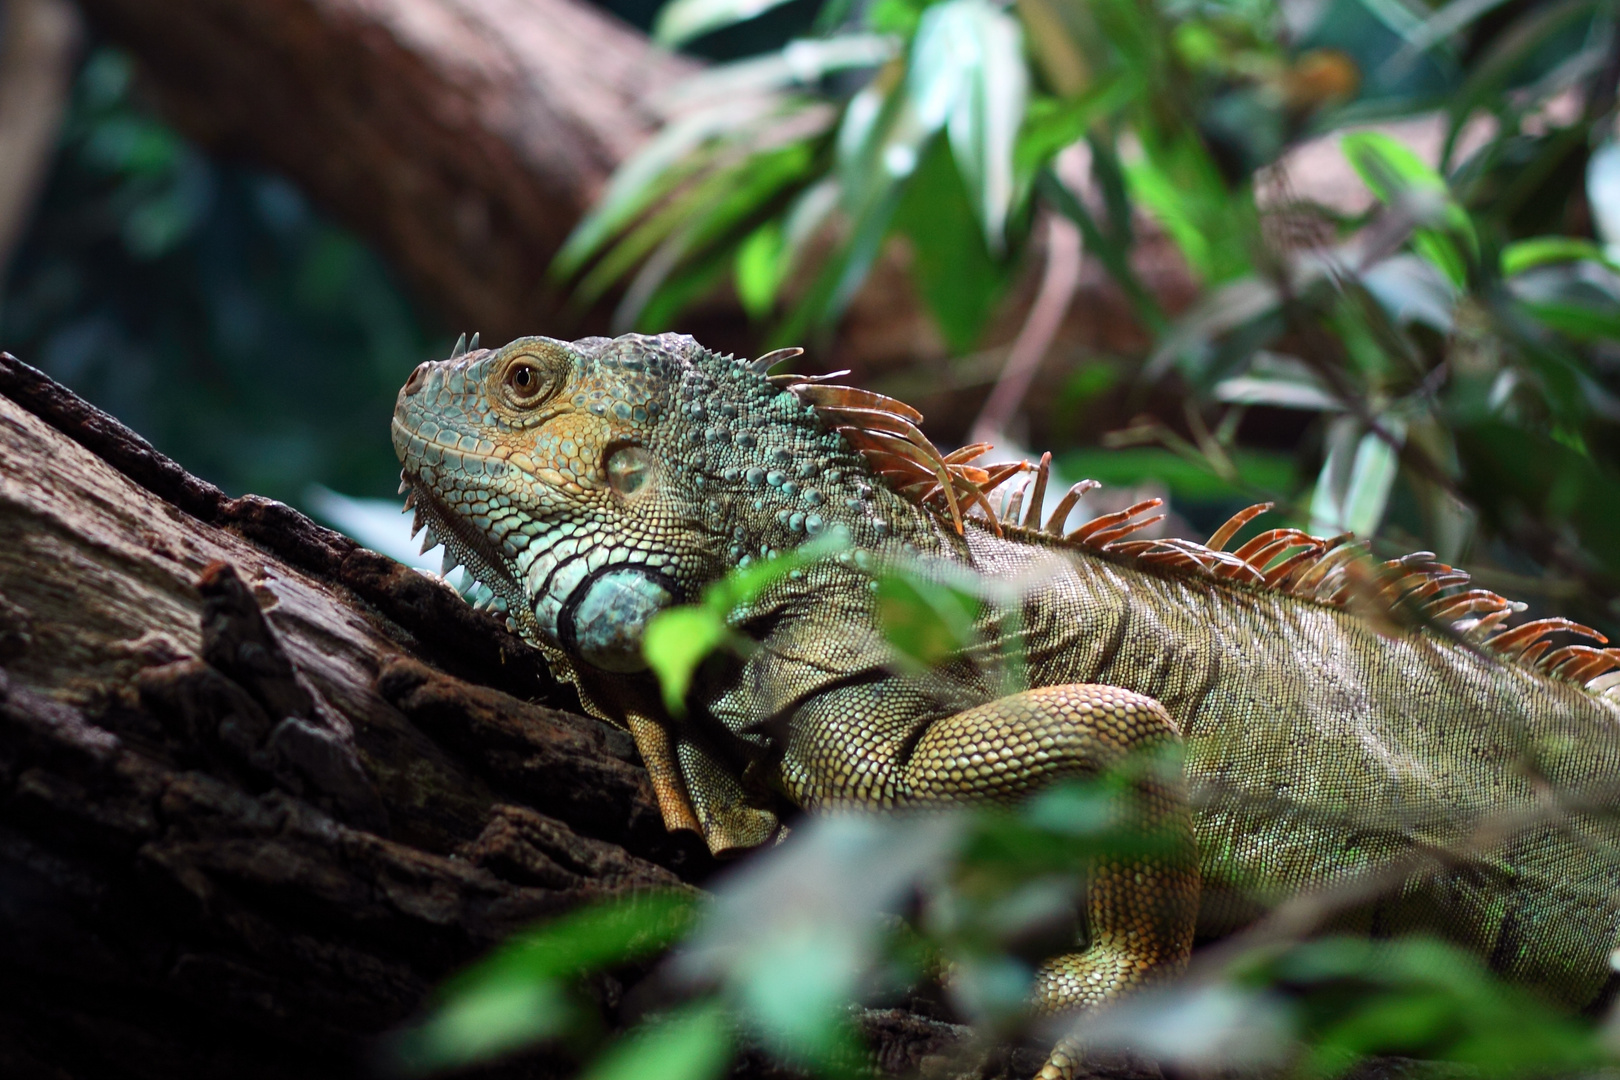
[1214,352,1344,412]
[1013,78,1127,181]
[644,607,733,713]
[669,35,900,108]
[604,139,821,327]
[1587,139,1620,259]
[1501,237,1613,277]
[1126,131,1256,283]
[1310,419,1404,538]
[907,0,1028,251]
[1343,131,1477,287]
[555,102,774,278]
[653,0,801,47]
[643,533,848,711]
[579,1003,733,1080]
[456,892,701,987]
[734,221,785,318]
[1361,253,1459,331]
[393,977,573,1072]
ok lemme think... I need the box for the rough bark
[0,353,982,1079]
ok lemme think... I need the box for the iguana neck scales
[393,332,1620,1061]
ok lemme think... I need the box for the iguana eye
[605,445,653,497]
[503,358,550,406]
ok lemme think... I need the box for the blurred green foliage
[0,47,445,502]
[562,0,1620,634]
[399,783,1618,1080]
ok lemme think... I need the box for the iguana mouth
[399,470,522,604]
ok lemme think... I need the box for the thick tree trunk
[0,354,975,1079]
[68,0,698,345]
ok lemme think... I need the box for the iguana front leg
[780,682,1200,1033]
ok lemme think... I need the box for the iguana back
[970,525,1620,1007]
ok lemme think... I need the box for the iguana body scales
[392,332,1620,1047]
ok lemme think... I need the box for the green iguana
[392,331,1620,1069]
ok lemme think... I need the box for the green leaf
[908,0,1029,251]
[875,569,983,668]
[579,1003,733,1080]
[1146,276,1280,382]
[555,104,768,278]
[1342,132,1477,287]
[1500,236,1613,277]
[1520,299,1620,342]
[1014,79,1128,182]
[669,35,898,106]
[1259,937,1608,1078]
[1413,232,1468,291]
[1447,0,1600,158]
[394,977,572,1072]
[1041,165,1168,333]
[455,892,701,988]
[734,221,785,319]
[644,607,733,713]
[643,533,848,712]
[1453,421,1620,576]
[894,136,1008,350]
[678,815,957,1068]
[1309,419,1404,538]
[398,893,700,1071]
[1125,132,1256,283]
[601,139,820,326]
[1342,131,1446,200]
[653,0,801,47]
[1214,374,1343,412]
[1055,447,1297,501]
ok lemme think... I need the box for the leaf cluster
[561,0,1620,632]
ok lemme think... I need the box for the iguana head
[392,332,922,672]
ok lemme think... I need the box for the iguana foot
[1035,1037,1080,1080]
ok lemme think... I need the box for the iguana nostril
[403,362,431,395]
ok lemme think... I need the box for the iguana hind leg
[897,686,1200,1008]
[786,683,1200,1016]
[899,685,1200,1080]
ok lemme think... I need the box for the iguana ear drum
[555,565,680,672]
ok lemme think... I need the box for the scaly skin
[392,332,1620,1046]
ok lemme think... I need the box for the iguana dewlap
[392,331,1620,1040]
